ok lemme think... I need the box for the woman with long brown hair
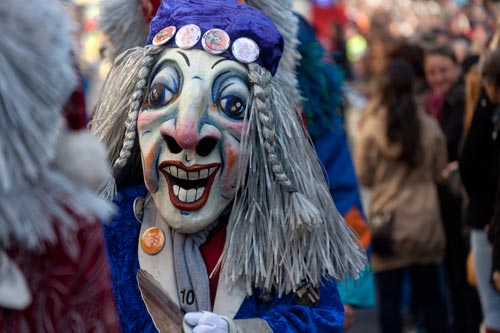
[355,59,448,333]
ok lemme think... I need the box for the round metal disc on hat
[232,37,260,64]
[175,24,201,49]
[202,29,230,55]
[152,26,176,46]
[140,227,165,255]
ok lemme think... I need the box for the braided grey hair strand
[111,46,161,177]
[248,64,295,192]
[93,45,163,200]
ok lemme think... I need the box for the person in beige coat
[355,59,449,333]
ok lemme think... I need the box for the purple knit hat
[146,0,284,75]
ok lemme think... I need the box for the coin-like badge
[152,26,177,46]
[202,29,230,55]
[175,24,201,49]
[232,37,260,64]
[140,227,165,255]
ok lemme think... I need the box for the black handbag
[370,212,394,256]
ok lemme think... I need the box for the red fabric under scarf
[200,224,227,306]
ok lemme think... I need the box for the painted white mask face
[138,49,249,233]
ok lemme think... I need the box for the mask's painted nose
[159,78,219,157]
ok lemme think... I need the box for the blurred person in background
[432,27,453,46]
[0,0,120,331]
[464,58,483,136]
[424,44,483,333]
[490,183,500,319]
[355,31,394,97]
[461,47,500,333]
[491,167,500,298]
[470,21,491,56]
[463,27,500,135]
[355,59,448,333]
[386,39,427,95]
[344,23,368,83]
[452,36,472,66]
[328,22,353,80]
[488,49,500,313]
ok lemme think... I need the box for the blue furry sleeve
[104,185,157,333]
[235,280,344,333]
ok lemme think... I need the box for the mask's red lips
[159,161,220,211]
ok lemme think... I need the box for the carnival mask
[138,48,249,233]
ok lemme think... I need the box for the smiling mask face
[138,48,249,233]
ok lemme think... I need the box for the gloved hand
[183,311,229,333]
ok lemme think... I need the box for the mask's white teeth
[177,168,188,180]
[178,188,187,202]
[186,189,197,203]
[195,187,204,200]
[169,166,177,177]
[166,164,220,203]
[188,171,199,181]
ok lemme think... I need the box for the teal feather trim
[296,15,344,141]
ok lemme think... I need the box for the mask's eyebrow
[176,51,190,66]
[211,58,230,69]
[150,58,177,80]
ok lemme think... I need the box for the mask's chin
[153,195,232,234]
[152,161,233,234]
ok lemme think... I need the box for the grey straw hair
[218,63,366,296]
[92,45,163,200]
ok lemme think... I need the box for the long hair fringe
[220,64,367,295]
[91,46,163,199]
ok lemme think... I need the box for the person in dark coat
[465,47,500,333]
[424,44,482,333]
[491,187,500,297]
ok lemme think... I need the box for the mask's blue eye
[148,83,175,108]
[218,96,246,120]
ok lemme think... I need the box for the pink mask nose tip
[173,124,200,150]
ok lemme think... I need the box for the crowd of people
[1,0,500,332]
[341,1,500,331]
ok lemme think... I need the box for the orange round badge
[152,26,176,46]
[140,227,165,255]
[202,29,230,55]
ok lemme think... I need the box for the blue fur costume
[104,185,344,333]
